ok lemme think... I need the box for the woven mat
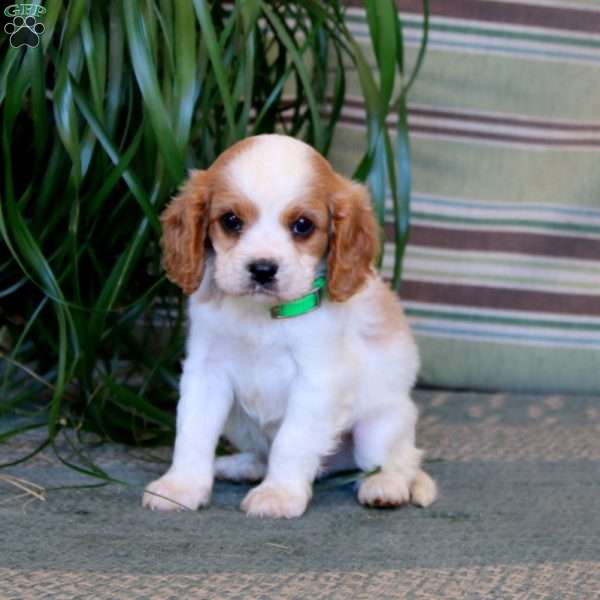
[1,391,599,599]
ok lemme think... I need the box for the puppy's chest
[228,336,296,426]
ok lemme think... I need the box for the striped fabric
[330,0,600,394]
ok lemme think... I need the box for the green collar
[270,276,326,319]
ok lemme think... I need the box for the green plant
[0,0,429,463]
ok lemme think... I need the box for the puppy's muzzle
[247,259,278,286]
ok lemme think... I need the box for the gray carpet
[1,391,599,599]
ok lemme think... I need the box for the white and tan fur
[142,134,437,518]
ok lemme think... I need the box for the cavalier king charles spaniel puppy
[143,134,437,518]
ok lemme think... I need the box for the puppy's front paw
[241,483,309,519]
[358,471,410,508]
[142,473,211,511]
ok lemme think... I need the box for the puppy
[143,134,437,518]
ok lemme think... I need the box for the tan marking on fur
[280,196,329,259]
[159,139,261,295]
[304,151,381,301]
[208,188,259,251]
[205,138,262,253]
[326,175,380,302]
[210,136,259,171]
[361,280,414,344]
[263,150,385,301]
[160,170,211,295]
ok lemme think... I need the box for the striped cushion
[330,0,600,394]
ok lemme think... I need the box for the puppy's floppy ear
[160,169,211,295]
[327,177,380,302]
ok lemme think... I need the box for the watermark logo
[4,4,46,17]
[4,4,46,48]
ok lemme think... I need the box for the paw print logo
[4,15,45,48]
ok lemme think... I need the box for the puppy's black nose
[247,260,278,285]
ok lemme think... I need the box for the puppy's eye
[220,212,243,233]
[290,217,315,238]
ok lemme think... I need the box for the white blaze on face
[225,135,314,213]
[214,135,321,301]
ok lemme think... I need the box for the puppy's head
[160,135,379,303]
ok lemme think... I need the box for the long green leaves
[350,0,430,288]
[0,1,429,465]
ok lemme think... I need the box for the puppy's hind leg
[353,402,437,508]
[214,453,266,482]
[218,403,269,482]
[410,468,437,507]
